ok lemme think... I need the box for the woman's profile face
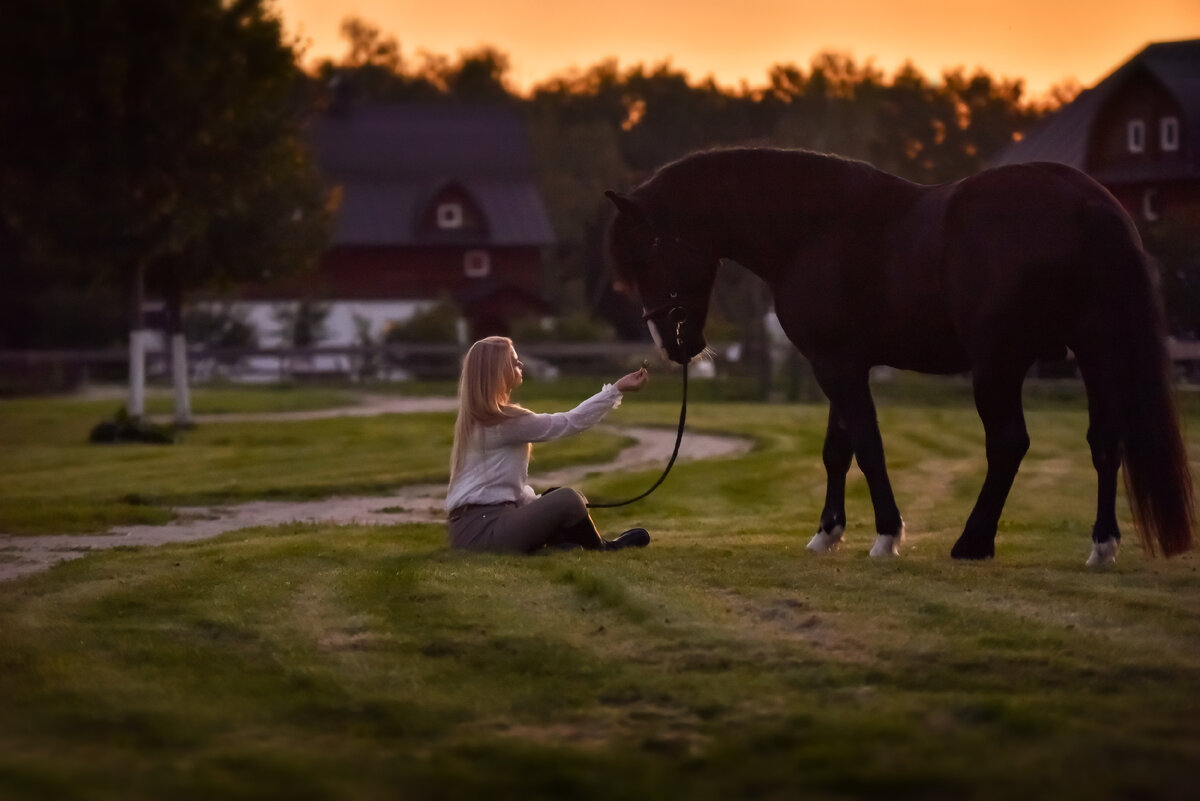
[509,347,524,389]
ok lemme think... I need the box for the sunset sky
[274,0,1199,99]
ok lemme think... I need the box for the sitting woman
[445,335,651,554]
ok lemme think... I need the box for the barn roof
[990,39,1200,179]
[309,104,555,247]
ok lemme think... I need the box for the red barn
[991,39,1200,230]
[248,102,556,345]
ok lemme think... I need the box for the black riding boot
[602,528,651,550]
[547,516,605,551]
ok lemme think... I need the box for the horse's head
[604,190,714,364]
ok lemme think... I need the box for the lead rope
[586,361,688,509]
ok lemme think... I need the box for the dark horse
[605,147,1194,563]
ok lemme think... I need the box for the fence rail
[4,340,1200,393]
[0,342,659,363]
[0,342,659,391]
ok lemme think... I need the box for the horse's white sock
[1085,539,1119,567]
[869,522,906,558]
[807,525,844,553]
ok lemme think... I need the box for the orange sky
[274,0,1199,99]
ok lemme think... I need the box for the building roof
[991,39,1200,179]
[309,104,555,247]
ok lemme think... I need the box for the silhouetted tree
[311,16,443,102]
[312,19,517,106]
[446,47,516,103]
[0,0,329,418]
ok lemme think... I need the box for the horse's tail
[1089,209,1194,557]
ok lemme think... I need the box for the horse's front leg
[807,406,851,552]
[811,364,905,558]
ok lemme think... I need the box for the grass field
[1,377,1198,800]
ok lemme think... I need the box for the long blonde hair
[449,336,531,480]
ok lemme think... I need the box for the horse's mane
[634,147,879,223]
[607,147,886,282]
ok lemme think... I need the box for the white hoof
[1085,539,1119,567]
[807,526,844,553]
[869,524,905,559]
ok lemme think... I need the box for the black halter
[639,233,700,348]
[641,295,690,347]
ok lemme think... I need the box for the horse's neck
[686,154,872,284]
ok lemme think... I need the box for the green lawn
[1,378,1198,800]
[0,384,629,535]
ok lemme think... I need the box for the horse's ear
[605,190,649,226]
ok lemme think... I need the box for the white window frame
[1127,119,1145,154]
[463,250,491,278]
[1161,116,1180,152]
[437,202,464,229]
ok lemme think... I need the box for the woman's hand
[615,367,649,393]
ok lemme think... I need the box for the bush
[184,304,258,349]
[513,311,614,343]
[383,298,459,344]
[89,407,176,444]
[273,300,330,347]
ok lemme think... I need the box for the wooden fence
[4,340,1200,394]
[0,342,658,392]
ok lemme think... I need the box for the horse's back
[947,162,1132,250]
[941,162,1141,360]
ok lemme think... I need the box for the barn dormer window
[1161,116,1180,152]
[437,202,464,229]
[1127,119,1146,154]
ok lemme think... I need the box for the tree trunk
[165,269,192,426]
[126,260,147,419]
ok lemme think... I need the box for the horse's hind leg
[1074,351,1122,566]
[952,368,1029,559]
[807,406,852,552]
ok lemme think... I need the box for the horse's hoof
[869,535,899,558]
[868,522,902,561]
[1085,539,1119,567]
[869,524,904,559]
[950,538,994,560]
[807,526,844,553]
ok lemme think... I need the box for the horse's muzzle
[644,301,706,363]
[647,319,706,364]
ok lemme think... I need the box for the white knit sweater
[444,384,623,511]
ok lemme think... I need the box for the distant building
[990,39,1200,229]
[242,102,556,348]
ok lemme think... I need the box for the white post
[128,328,147,419]
[171,332,192,426]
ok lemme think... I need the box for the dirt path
[0,398,752,581]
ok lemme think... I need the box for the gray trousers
[447,488,604,553]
